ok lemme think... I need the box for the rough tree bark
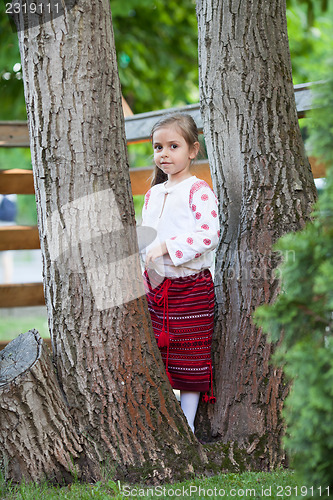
[0,330,96,483]
[196,0,317,468]
[0,0,207,484]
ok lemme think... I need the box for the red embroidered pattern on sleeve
[175,250,183,259]
[189,180,218,207]
[186,237,193,245]
[144,189,151,209]
[203,239,211,246]
[201,224,209,230]
[189,180,210,205]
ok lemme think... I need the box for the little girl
[141,113,220,434]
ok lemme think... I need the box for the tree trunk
[0,330,97,483]
[6,0,207,484]
[196,0,317,468]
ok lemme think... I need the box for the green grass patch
[0,470,310,499]
[0,308,49,341]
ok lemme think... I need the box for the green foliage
[283,339,333,495]
[0,3,26,119]
[113,0,199,113]
[0,147,31,171]
[254,73,333,496]
[287,0,330,27]
[0,0,199,119]
[15,194,37,225]
[1,0,333,120]
[287,0,333,84]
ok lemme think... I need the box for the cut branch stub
[0,329,98,484]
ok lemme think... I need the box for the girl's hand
[145,242,168,268]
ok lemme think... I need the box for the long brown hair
[150,113,199,187]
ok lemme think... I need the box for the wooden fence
[0,82,325,313]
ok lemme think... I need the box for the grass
[0,470,305,500]
[0,308,49,342]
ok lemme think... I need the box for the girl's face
[152,125,199,181]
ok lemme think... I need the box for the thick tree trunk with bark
[1,0,207,484]
[196,0,317,467]
[0,330,96,483]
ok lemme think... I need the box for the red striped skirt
[143,268,214,392]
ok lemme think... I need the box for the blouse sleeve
[165,184,220,267]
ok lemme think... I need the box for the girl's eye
[171,144,178,149]
[154,145,162,151]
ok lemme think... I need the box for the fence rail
[0,82,317,147]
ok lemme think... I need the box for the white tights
[180,391,200,433]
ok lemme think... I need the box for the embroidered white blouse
[140,175,220,278]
